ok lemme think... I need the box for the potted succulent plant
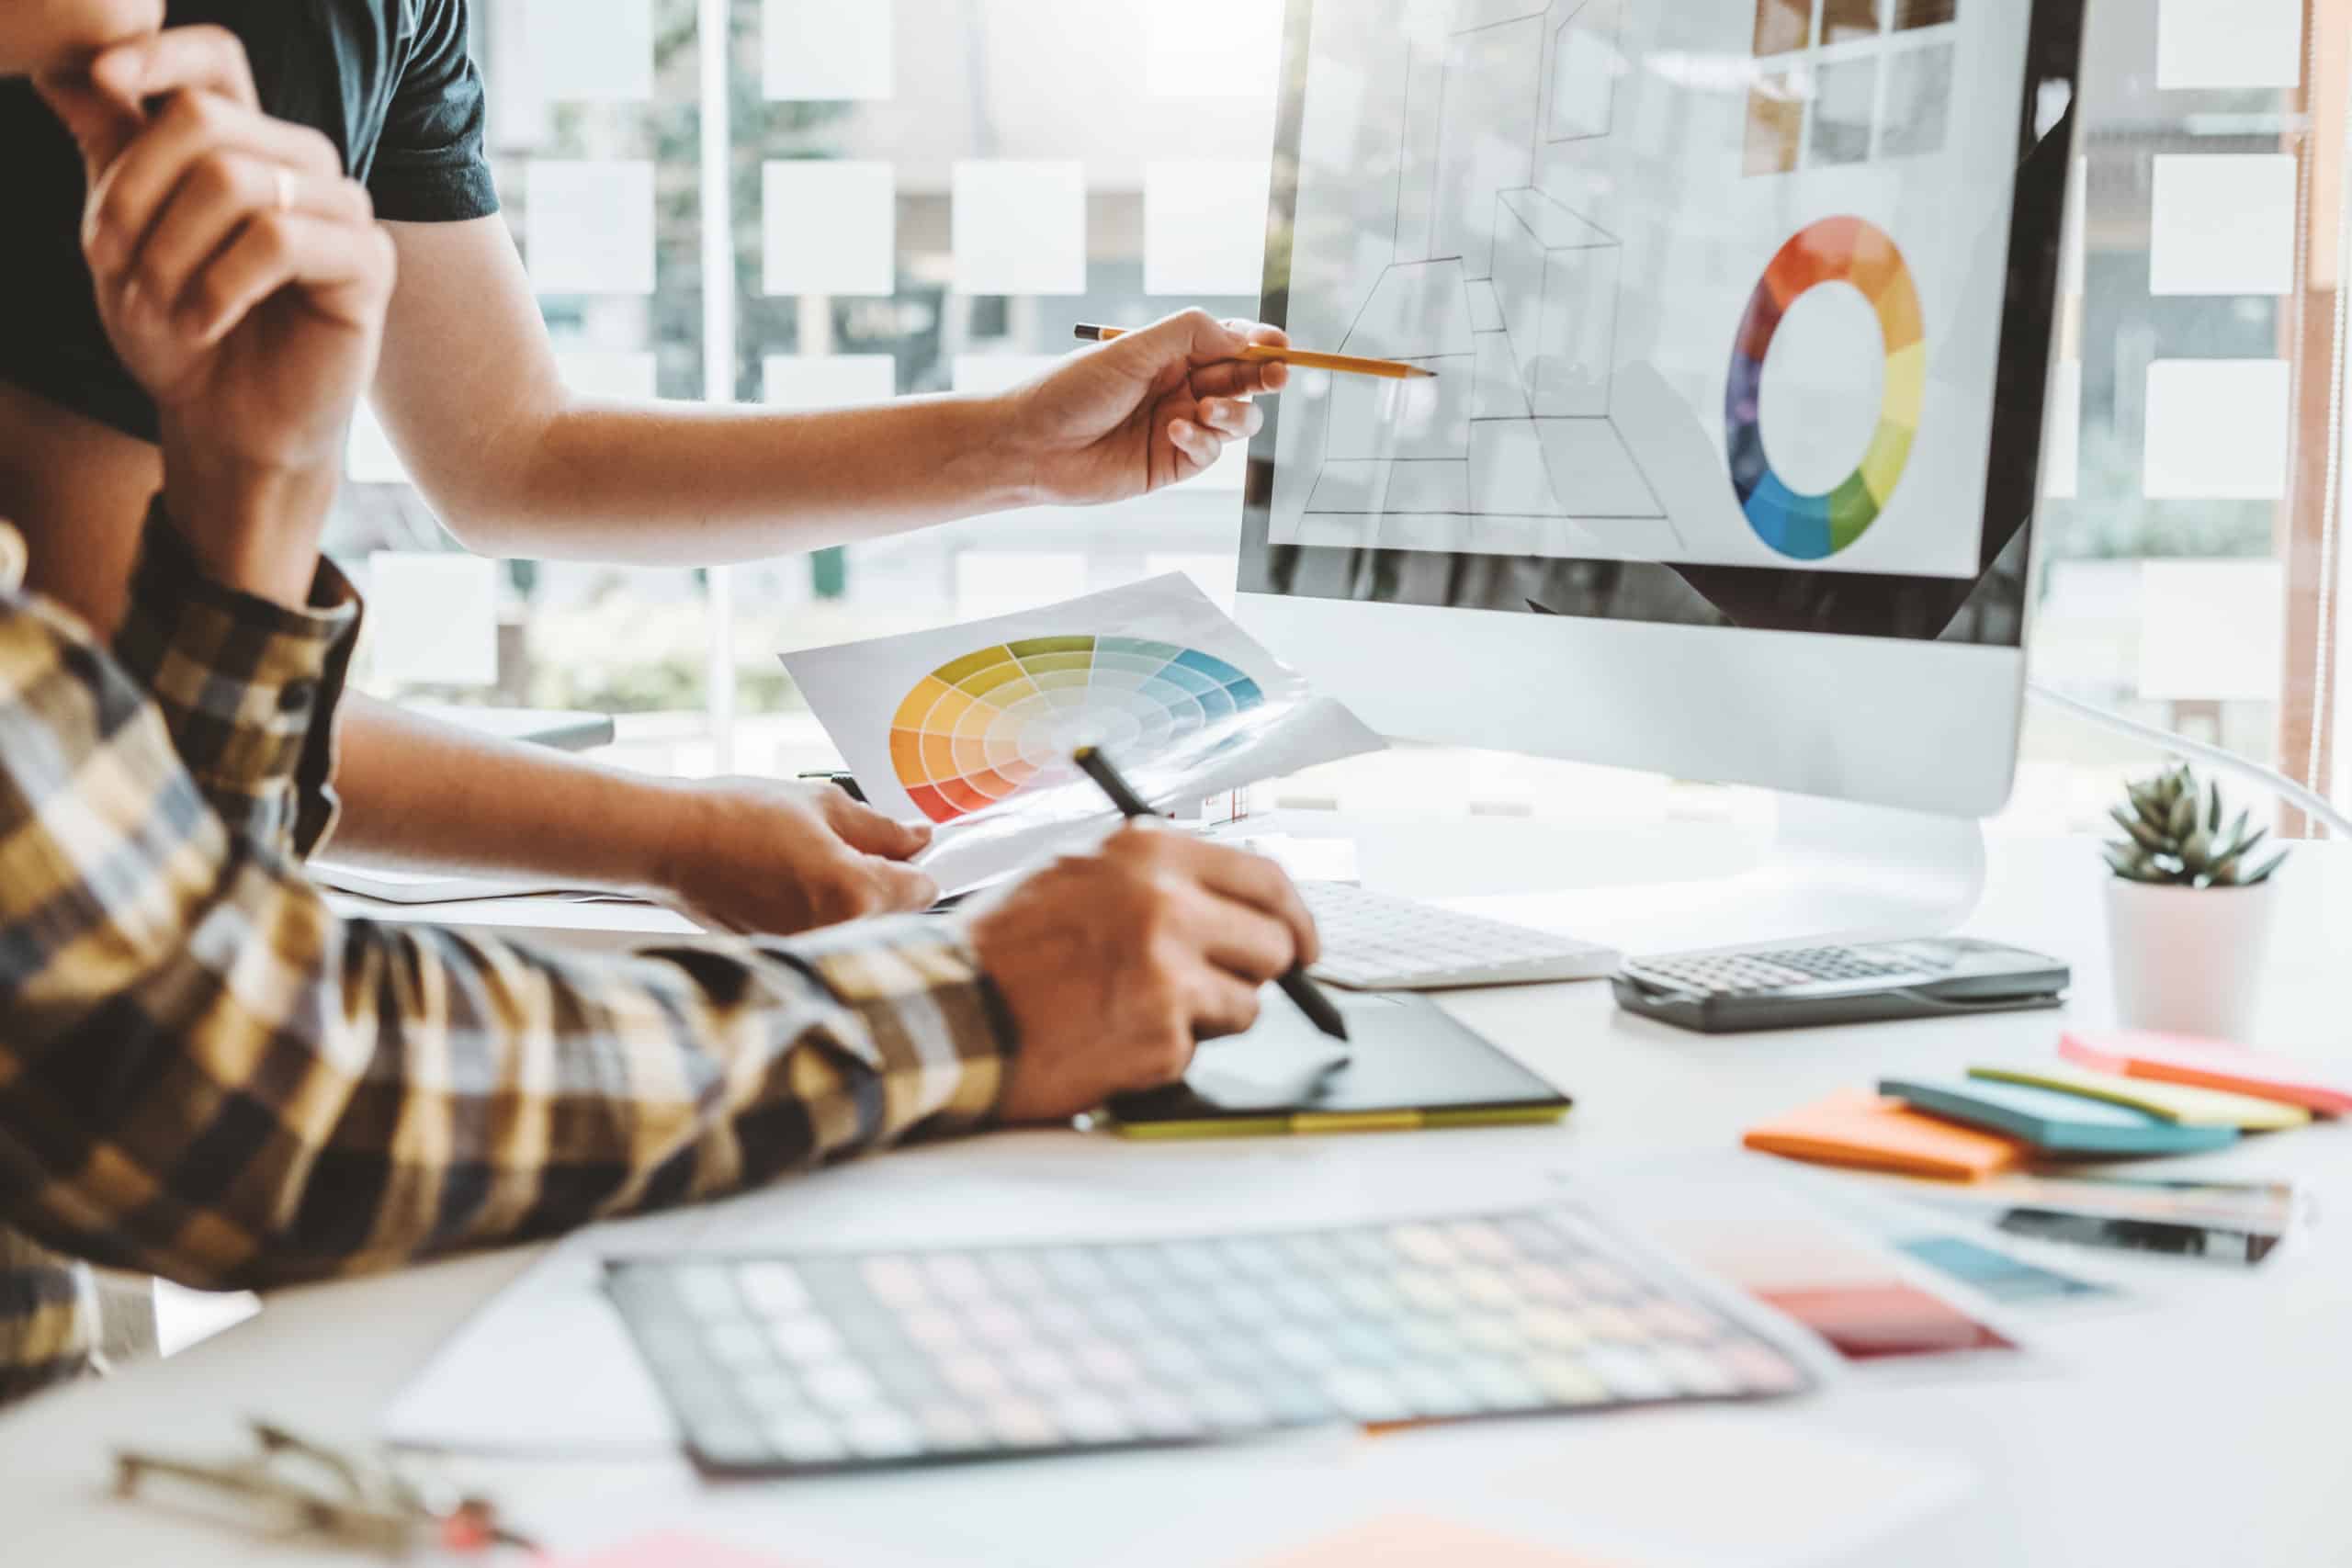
[2103,764,2289,1039]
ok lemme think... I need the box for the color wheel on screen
[1725,215,1924,561]
[889,637,1266,824]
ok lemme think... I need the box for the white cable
[2027,681,2352,839]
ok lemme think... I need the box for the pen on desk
[1071,745,1350,1044]
[1072,322,1438,381]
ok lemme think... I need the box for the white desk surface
[11,824,2352,1566]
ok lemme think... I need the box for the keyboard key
[1321,1368,1413,1424]
[766,1314,843,1364]
[735,1262,809,1316]
[802,1359,883,1412]
[842,1408,923,1460]
[673,1266,743,1321]
[761,1414,843,1466]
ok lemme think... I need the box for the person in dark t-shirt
[0,0,1288,940]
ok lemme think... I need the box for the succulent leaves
[2105,765,2288,888]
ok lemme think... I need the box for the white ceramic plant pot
[2103,875,2280,1040]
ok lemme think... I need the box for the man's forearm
[322,692,699,892]
[0,591,1012,1297]
[379,219,1041,562]
[449,393,1038,564]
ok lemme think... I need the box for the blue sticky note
[1879,1076,2240,1156]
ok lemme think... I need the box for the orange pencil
[1072,323,1439,380]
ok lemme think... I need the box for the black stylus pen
[1071,746,1350,1043]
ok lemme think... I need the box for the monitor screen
[1240,0,2082,647]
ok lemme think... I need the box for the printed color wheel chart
[889,637,1266,824]
[1724,216,1924,560]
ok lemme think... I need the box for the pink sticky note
[545,1533,799,1568]
[2059,1031,2352,1115]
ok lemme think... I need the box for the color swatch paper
[780,574,1382,893]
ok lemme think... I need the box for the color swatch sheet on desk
[1593,1165,2029,1370]
[781,575,1382,892]
[605,1207,1812,1477]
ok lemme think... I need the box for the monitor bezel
[1237,0,2086,649]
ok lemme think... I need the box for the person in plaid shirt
[0,10,1318,1404]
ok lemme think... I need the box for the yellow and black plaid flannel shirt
[0,508,1013,1404]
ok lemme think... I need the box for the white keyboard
[1299,881,1622,991]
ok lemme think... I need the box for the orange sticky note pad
[1743,1089,2025,1180]
[2060,1031,2352,1116]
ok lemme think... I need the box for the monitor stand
[1466,794,1987,957]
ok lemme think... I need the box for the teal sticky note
[1878,1076,2240,1156]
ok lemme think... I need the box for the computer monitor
[1238,0,2082,825]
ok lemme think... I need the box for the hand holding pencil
[995,308,1287,505]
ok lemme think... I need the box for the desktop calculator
[1611,938,2071,1034]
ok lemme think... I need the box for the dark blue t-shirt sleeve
[370,0,500,221]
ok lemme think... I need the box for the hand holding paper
[781,574,1383,893]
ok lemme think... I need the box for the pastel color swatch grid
[606,1208,1810,1477]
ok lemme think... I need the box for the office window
[2018,0,2350,838]
[320,0,2349,830]
[730,0,1274,778]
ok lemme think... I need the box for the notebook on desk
[1097,991,1569,1138]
